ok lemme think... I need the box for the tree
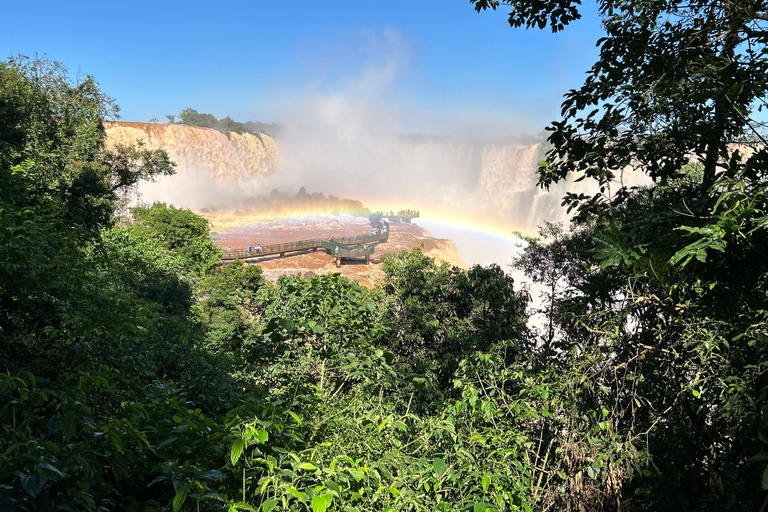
[129,202,221,276]
[381,248,527,388]
[0,56,175,343]
[512,222,570,351]
[178,107,217,128]
[472,1,768,509]
[473,0,768,216]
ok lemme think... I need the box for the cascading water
[104,123,647,236]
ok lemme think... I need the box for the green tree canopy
[474,0,768,216]
[473,1,768,509]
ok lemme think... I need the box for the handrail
[320,240,375,257]
[220,218,393,261]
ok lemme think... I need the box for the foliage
[466,0,768,509]
[380,248,528,390]
[130,202,221,276]
[178,108,217,129]
[0,60,539,512]
[174,108,263,140]
[9,10,768,506]
[473,0,768,217]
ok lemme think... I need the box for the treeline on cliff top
[159,108,282,140]
[162,107,544,147]
[200,187,370,218]
[3,0,768,506]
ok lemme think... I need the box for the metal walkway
[220,220,390,263]
[370,209,420,224]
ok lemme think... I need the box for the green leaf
[296,462,318,471]
[21,473,46,498]
[173,483,189,512]
[230,502,258,512]
[231,438,245,466]
[199,469,225,481]
[762,466,768,490]
[311,494,333,512]
[288,411,302,425]
[727,79,747,96]
[38,463,66,478]
[433,458,447,476]
[482,474,490,492]
[286,487,306,502]
[61,414,77,440]
[261,498,278,512]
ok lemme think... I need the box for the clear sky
[1,0,605,137]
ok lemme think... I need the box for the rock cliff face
[104,121,279,180]
[398,140,649,229]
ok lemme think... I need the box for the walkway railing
[320,240,375,257]
[220,219,392,261]
[222,238,324,260]
[370,209,420,223]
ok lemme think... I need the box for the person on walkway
[248,245,252,255]
[334,246,339,256]
[227,246,232,256]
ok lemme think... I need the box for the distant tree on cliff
[165,113,176,123]
[171,107,283,139]
[244,120,282,138]
[179,107,217,129]
[215,115,251,135]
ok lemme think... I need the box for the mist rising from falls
[266,129,597,235]
[104,121,646,245]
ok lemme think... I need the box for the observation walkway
[369,209,420,224]
[220,217,395,266]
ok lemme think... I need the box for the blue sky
[2,0,605,137]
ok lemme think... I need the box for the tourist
[248,244,252,255]
[227,246,232,256]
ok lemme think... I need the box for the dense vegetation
[200,187,370,219]
[162,108,282,140]
[2,0,768,508]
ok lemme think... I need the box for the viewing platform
[370,209,420,224]
[220,220,390,264]
[321,240,376,267]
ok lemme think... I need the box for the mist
[133,28,645,267]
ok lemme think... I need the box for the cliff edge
[104,121,279,180]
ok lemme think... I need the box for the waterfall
[105,123,647,233]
